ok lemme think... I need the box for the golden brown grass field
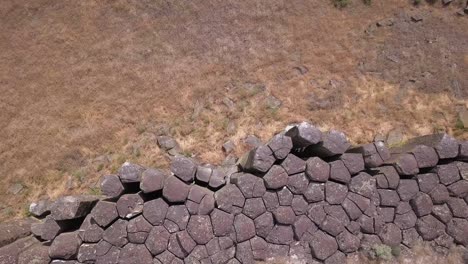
[0,0,467,223]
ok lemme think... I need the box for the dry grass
[0,0,467,220]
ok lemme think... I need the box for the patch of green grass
[455,118,465,130]
[22,204,32,218]
[372,244,393,260]
[97,163,104,172]
[333,0,349,8]
[72,168,87,183]
[363,0,372,5]
[88,187,102,196]
[414,0,422,5]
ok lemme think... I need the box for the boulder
[281,154,306,175]
[163,176,190,203]
[49,232,82,260]
[263,165,288,189]
[29,199,51,218]
[238,145,276,173]
[285,122,322,148]
[118,162,145,183]
[410,192,433,217]
[50,195,99,221]
[187,216,214,245]
[309,230,338,260]
[267,133,293,160]
[403,133,459,160]
[145,226,170,255]
[340,153,365,175]
[140,168,167,193]
[305,130,350,157]
[90,201,118,228]
[171,156,197,182]
[100,175,124,198]
[116,194,144,219]
[305,157,330,182]
[0,218,35,247]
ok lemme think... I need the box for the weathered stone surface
[18,243,51,264]
[254,212,274,239]
[347,192,370,213]
[397,179,419,201]
[0,219,35,247]
[402,228,420,248]
[358,214,374,234]
[127,215,152,243]
[187,216,214,245]
[232,173,266,198]
[320,214,344,237]
[29,199,51,218]
[309,230,338,260]
[103,219,128,247]
[281,154,306,175]
[142,198,168,225]
[336,230,359,253]
[342,198,362,220]
[215,184,245,214]
[340,153,365,175]
[287,173,309,195]
[378,223,402,246]
[235,240,254,264]
[234,214,256,242]
[250,236,268,261]
[446,218,468,246]
[416,173,439,194]
[305,157,330,182]
[140,168,167,193]
[435,163,461,186]
[118,162,145,183]
[293,215,316,240]
[209,167,227,189]
[262,191,279,211]
[325,181,348,205]
[429,184,450,204]
[377,166,400,189]
[411,145,439,168]
[100,174,125,198]
[0,237,41,264]
[166,205,190,231]
[79,223,103,243]
[267,134,293,160]
[163,176,190,202]
[447,180,468,197]
[211,209,234,236]
[285,122,322,148]
[118,243,152,264]
[116,193,144,218]
[307,130,350,157]
[90,200,118,228]
[263,165,288,189]
[329,160,351,184]
[394,210,417,229]
[272,206,296,225]
[416,215,445,240]
[291,195,308,215]
[376,174,389,189]
[404,133,459,159]
[431,204,452,224]
[49,232,81,260]
[378,189,400,207]
[447,197,468,218]
[50,195,99,221]
[410,192,433,217]
[96,243,120,264]
[303,183,325,203]
[265,225,294,245]
[77,243,97,263]
[277,187,293,206]
[168,231,197,258]
[349,172,376,198]
[196,165,212,183]
[40,216,63,241]
[389,153,419,176]
[238,145,275,173]
[243,198,266,219]
[145,226,170,255]
[171,156,197,182]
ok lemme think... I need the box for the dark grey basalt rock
[402,133,459,160]
[325,181,348,205]
[118,162,145,183]
[281,154,306,175]
[140,168,167,193]
[100,174,125,198]
[238,145,275,173]
[90,200,118,228]
[263,165,288,189]
[50,195,99,221]
[163,176,190,203]
[309,230,338,261]
[329,160,351,184]
[171,156,197,182]
[285,122,322,148]
[305,157,330,182]
[340,153,365,175]
[49,232,82,260]
[116,193,144,219]
[267,133,293,160]
[305,130,350,158]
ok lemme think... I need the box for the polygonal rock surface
[416,173,439,194]
[429,184,450,204]
[447,180,468,197]
[234,214,256,242]
[103,219,128,247]
[263,165,288,189]
[77,243,97,263]
[309,230,338,260]
[416,215,445,240]
[168,231,196,258]
[342,198,362,220]
[397,179,419,201]
[90,201,118,228]
[232,173,266,198]
[254,212,274,239]
[238,145,275,173]
[211,209,234,236]
[287,173,309,195]
[262,191,279,211]
[349,172,376,198]
[410,145,439,168]
[304,183,325,203]
[447,197,468,218]
[145,226,170,255]
[405,133,458,159]
[305,157,330,182]
[410,192,433,217]
[446,218,468,246]
[291,195,308,215]
[320,215,344,237]
[394,210,417,229]
[347,192,370,213]
[100,174,125,198]
[118,243,152,264]
[285,122,322,148]
[265,225,294,245]
[378,189,400,207]
[340,153,365,175]
[127,215,152,244]
[329,160,351,184]
[50,195,99,221]
[163,176,190,202]
[187,216,214,245]
[377,166,400,189]
[143,198,168,225]
[79,223,103,243]
[215,184,245,214]
[166,205,190,231]
[390,153,419,176]
[277,187,293,206]
[235,241,254,264]
[196,165,213,183]
[431,204,452,224]
[435,163,461,186]
[325,181,348,205]
[140,168,167,193]
[18,244,51,264]
[29,199,51,218]
[267,133,293,160]
[118,162,145,183]
[273,206,296,225]
[307,130,350,157]
[40,216,63,241]
[336,230,359,253]
[116,194,144,219]
[243,198,266,219]
[293,215,315,240]
[281,154,306,175]
[49,232,82,260]
[171,156,197,182]
[378,223,402,246]
[209,167,227,189]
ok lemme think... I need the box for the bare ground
[0,0,467,220]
